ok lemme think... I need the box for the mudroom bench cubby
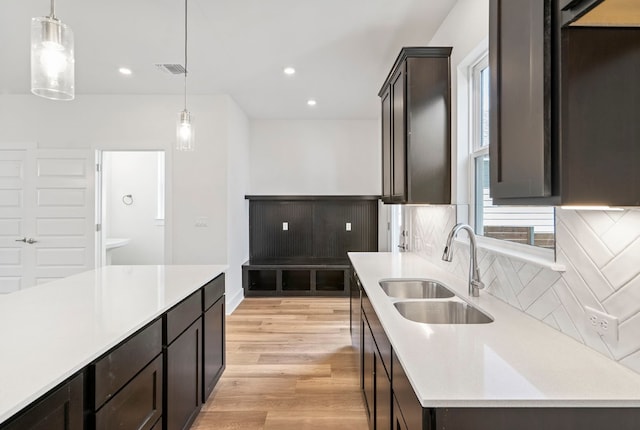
[242,195,379,297]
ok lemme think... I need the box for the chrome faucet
[442,223,485,297]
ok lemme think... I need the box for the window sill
[456,235,565,272]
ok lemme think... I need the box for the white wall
[226,97,251,312]
[104,151,164,265]
[0,94,249,311]
[249,119,380,195]
[429,0,490,204]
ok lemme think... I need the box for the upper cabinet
[379,47,452,205]
[489,0,640,206]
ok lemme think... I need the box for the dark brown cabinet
[379,47,452,204]
[166,320,202,430]
[391,354,425,430]
[361,284,393,430]
[362,318,375,428]
[489,0,640,206]
[349,269,362,353]
[355,269,640,430]
[381,86,392,200]
[489,0,555,202]
[164,291,203,430]
[243,196,378,297]
[1,373,84,430]
[1,274,226,430]
[391,67,406,202]
[376,355,392,430]
[95,356,163,430]
[203,274,226,402]
[363,314,391,430]
[92,320,163,430]
[393,398,409,430]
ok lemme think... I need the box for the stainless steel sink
[394,300,493,324]
[379,279,455,299]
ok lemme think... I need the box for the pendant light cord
[184,0,188,111]
[50,0,56,19]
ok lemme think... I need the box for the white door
[32,149,95,285]
[0,148,95,292]
[0,149,31,292]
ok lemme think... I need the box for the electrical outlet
[282,222,288,231]
[584,306,618,343]
[195,217,208,227]
[346,222,352,231]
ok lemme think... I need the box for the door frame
[95,148,171,267]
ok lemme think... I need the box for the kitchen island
[0,264,226,430]
[349,252,640,429]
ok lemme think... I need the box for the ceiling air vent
[155,64,186,75]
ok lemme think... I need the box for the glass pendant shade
[31,16,75,101]
[176,110,195,151]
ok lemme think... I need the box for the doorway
[97,150,165,266]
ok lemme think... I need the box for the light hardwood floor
[191,297,369,430]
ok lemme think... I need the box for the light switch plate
[282,222,288,231]
[346,222,352,231]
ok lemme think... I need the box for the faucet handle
[471,279,485,290]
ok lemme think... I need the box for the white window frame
[460,45,561,270]
[468,54,489,234]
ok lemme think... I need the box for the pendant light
[176,0,194,151]
[31,0,75,101]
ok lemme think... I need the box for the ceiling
[0,0,457,119]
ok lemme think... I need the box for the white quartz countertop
[349,252,640,408]
[0,264,226,424]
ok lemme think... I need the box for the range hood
[563,0,640,27]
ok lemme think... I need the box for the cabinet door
[95,356,163,430]
[2,373,83,430]
[350,270,362,352]
[203,297,225,402]
[489,0,553,200]
[561,27,640,206]
[381,86,393,202]
[166,318,202,430]
[362,318,375,429]
[375,352,392,430]
[391,66,406,203]
[406,56,451,204]
[392,354,424,430]
[393,397,409,430]
[93,319,162,410]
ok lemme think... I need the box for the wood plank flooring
[192,298,368,430]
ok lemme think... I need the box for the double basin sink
[379,279,493,324]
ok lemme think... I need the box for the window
[469,54,555,249]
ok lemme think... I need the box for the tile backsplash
[408,206,640,374]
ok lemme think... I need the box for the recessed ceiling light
[307,99,317,107]
[118,67,133,76]
[283,67,296,76]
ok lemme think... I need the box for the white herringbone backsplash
[408,206,640,374]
